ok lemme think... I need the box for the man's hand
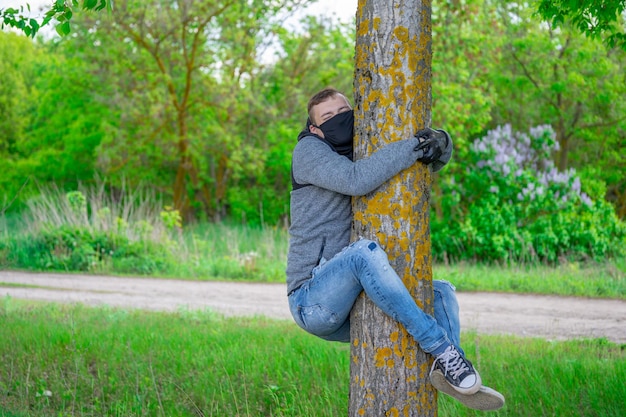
[414,128,450,165]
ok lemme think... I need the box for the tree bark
[349,0,436,416]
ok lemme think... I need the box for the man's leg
[433,280,463,354]
[288,239,480,394]
[289,239,450,352]
[431,282,505,410]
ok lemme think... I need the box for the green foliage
[432,0,499,153]
[160,206,182,232]
[0,33,41,212]
[1,0,626,267]
[66,190,87,217]
[0,5,40,37]
[0,33,36,157]
[433,125,626,263]
[490,1,626,215]
[1,188,175,274]
[536,0,626,50]
[4,187,625,296]
[23,52,109,184]
[3,225,168,274]
[41,0,328,221]
[0,187,289,281]
[1,1,110,38]
[0,31,111,213]
[223,15,355,225]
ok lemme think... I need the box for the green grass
[437,260,626,299]
[0,299,347,417]
[0,186,289,281]
[3,219,625,299]
[1,299,624,417]
[1,186,624,299]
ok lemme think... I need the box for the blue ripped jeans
[288,239,462,355]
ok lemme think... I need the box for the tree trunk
[349,0,436,416]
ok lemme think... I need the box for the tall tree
[0,32,39,210]
[491,2,626,215]
[22,51,110,188]
[349,0,436,416]
[432,0,501,152]
[66,0,305,219]
[0,30,114,212]
[429,0,503,222]
[0,32,35,160]
[536,0,626,50]
[232,16,355,224]
[494,2,626,170]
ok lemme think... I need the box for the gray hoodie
[286,132,452,294]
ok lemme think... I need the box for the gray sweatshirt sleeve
[292,136,422,196]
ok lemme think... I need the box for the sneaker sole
[430,370,505,411]
[430,367,482,395]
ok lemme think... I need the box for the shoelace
[432,347,470,381]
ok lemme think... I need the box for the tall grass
[0,186,624,299]
[1,299,624,417]
[0,186,287,280]
[21,183,167,240]
[176,222,288,281]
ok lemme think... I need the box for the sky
[0,0,359,24]
[1,0,358,44]
[1,0,358,61]
[298,0,358,23]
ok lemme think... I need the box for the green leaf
[29,18,39,33]
[84,0,98,10]
[55,21,71,36]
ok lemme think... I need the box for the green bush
[0,188,288,281]
[433,124,626,263]
[2,225,171,274]
[0,188,177,274]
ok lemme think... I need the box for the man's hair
[307,88,344,124]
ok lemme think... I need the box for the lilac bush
[473,124,593,208]
[432,124,625,263]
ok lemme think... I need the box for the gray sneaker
[430,369,505,411]
[430,345,481,395]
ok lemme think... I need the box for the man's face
[310,94,352,138]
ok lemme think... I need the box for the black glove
[414,128,449,164]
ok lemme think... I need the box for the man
[286,88,504,410]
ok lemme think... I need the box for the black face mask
[316,110,354,159]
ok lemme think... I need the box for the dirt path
[2,270,625,343]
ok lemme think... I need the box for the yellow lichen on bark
[418,360,430,379]
[350,0,435,415]
[357,19,370,38]
[374,347,393,368]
